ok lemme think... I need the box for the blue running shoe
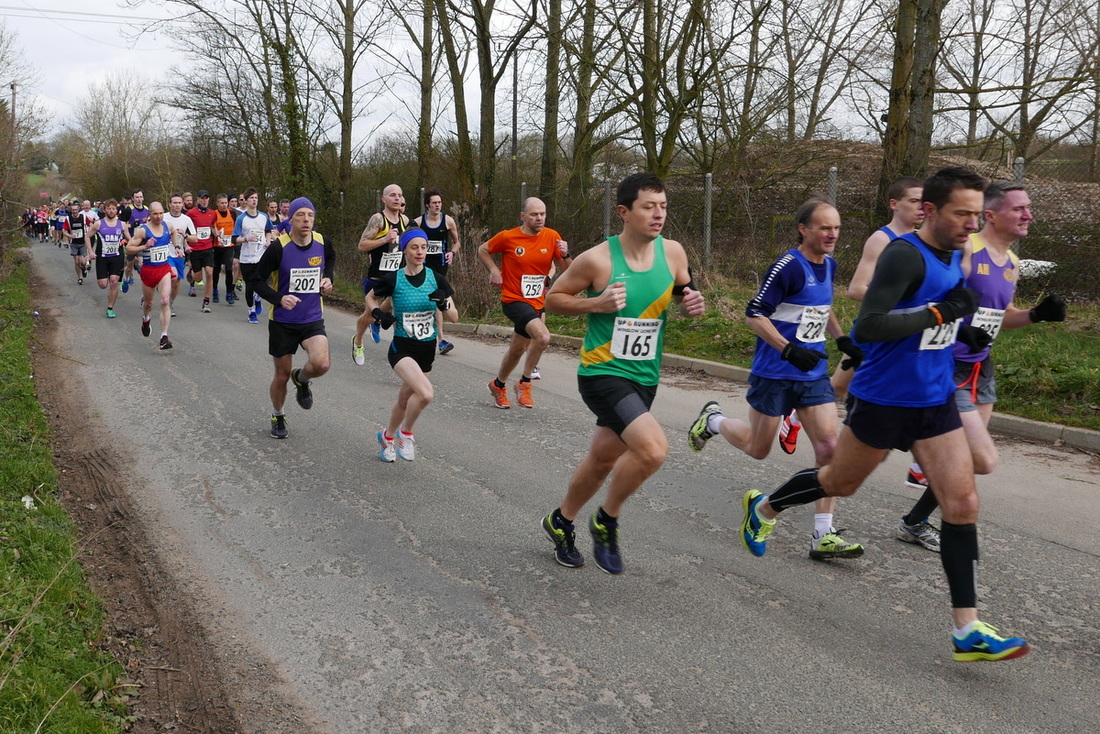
[740,490,775,557]
[370,320,381,344]
[248,312,259,324]
[377,430,395,463]
[212,289,220,303]
[254,300,263,316]
[438,339,454,355]
[542,512,583,568]
[121,279,129,294]
[952,621,1030,662]
[589,512,623,574]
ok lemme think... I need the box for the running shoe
[438,340,454,355]
[170,307,176,317]
[159,335,173,350]
[352,336,365,366]
[254,300,263,316]
[906,467,929,489]
[141,318,151,337]
[688,400,722,452]
[106,308,116,319]
[291,368,313,410]
[121,279,129,294]
[77,278,83,285]
[488,380,510,409]
[188,285,196,297]
[809,530,864,560]
[514,380,534,408]
[952,621,1030,662]
[201,299,211,313]
[778,412,801,454]
[396,432,416,461]
[236,279,244,292]
[212,290,219,303]
[740,490,775,557]
[248,312,259,324]
[897,517,941,552]
[270,414,288,439]
[542,512,584,567]
[370,320,381,344]
[531,366,541,380]
[589,513,622,574]
[225,292,236,305]
[377,430,396,462]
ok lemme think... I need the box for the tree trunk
[540,0,561,208]
[417,0,434,192]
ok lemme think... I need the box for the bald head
[381,184,405,213]
[519,197,547,235]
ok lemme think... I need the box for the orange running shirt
[213,208,237,247]
[487,226,563,308]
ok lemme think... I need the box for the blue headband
[399,228,428,251]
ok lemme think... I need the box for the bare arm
[477,242,503,287]
[847,230,891,301]
[545,244,625,315]
[357,213,393,253]
[664,238,705,318]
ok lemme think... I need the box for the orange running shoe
[488,379,511,409]
[778,412,801,454]
[514,380,534,408]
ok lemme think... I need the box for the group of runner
[36,168,1060,663]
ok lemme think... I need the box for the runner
[163,194,198,314]
[779,177,923,454]
[895,181,1066,552]
[232,187,275,324]
[352,184,409,364]
[739,167,1029,662]
[477,197,570,408]
[211,194,239,305]
[126,202,176,350]
[373,228,459,462]
[62,202,91,284]
[119,189,150,293]
[687,199,864,560]
[249,198,334,439]
[52,202,67,244]
[87,199,130,318]
[539,173,705,573]
[186,190,219,312]
[412,188,463,355]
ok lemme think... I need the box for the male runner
[412,188,463,355]
[186,190,219,311]
[163,194,198,313]
[688,199,864,560]
[232,188,274,323]
[63,202,91,284]
[540,173,704,574]
[352,184,410,363]
[250,198,334,439]
[87,199,130,318]
[779,177,923,454]
[120,189,150,292]
[739,167,1029,662]
[126,202,176,350]
[895,181,1066,551]
[478,197,570,408]
[211,194,239,305]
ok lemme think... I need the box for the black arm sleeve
[251,242,283,304]
[854,241,938,342]
[433,273,455,299]
[371,272,398,299]
[324,241,336,281]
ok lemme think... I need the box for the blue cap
[399,228,427,251]
[287,197,315,220]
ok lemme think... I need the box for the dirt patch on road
[30,273,315,732]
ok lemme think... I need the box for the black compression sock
[940,521,979,608]
[520,375,532,383]
[904,487,940,525]
[596,506,618,525]
[768,468,828,513]
[494,379,506,389]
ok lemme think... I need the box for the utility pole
[9,81,15,166]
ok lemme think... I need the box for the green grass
[0,257,131,732]
[470,274,1100,431]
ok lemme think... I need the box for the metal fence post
[520,181,527,209]
[603,180,612,241]
[828,166,838,204]
[703,172,713,271]
[1014,157,1026,182]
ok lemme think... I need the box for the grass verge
[0,256,131,732]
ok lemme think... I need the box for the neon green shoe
[688,401,723,452]
[809,531,864,560]
[952,621,1030,662]
[741,490,775,557]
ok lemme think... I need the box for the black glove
[956,324,992,353]
[1030,294,1066,323]
[428,288,450,312]
[835,335,864,371]
[933,286,980,323]
[781,342,825,372]
[371,307,395,330]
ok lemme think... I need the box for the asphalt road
[31,245,1100,733]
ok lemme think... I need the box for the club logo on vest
[308,256,322,266]
[515,247,525,256]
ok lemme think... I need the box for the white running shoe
[396,432,416,461]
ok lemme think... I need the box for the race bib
[795,305,829,343]
[403,310,435,340]
[197,226,211,240]
[521,274,546,299]
[919,319,961,350]
[102,238,121,256]
[147,244,169,264]
[611,317,662,361]
[219,234,232,247]
[380,250,403,271]
[289,267,321,293]
[971,307,1006,342]
[426,240,444,255]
